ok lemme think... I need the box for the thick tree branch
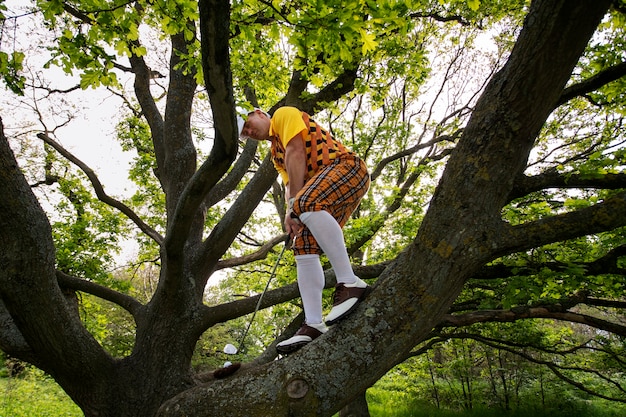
[558,61,626,106]
[472,243,626,280]
[510,169,626,201]
[200,261,387,328]
[163,30,199,161]
[204,139,259,209]
[585,297,626,309]
[196,154,278,282]
[160,30,201,259]
[198,0,238,162]
[164,0,241,268]
[36,132,164,244]
[307,67,360,114]
[56,271,144,318]
[281,66,360,115]
[2,119,115,393]
[128,53,165,173]
[495,191,626,257]
[441,303,626,337]
[283,69,309,108]
[0,298,39,366]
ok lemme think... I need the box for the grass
[366,385,626,417]
[0,371,81,417]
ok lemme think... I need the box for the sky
[2,0,141,263]
[2,0,135,193]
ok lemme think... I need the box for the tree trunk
[339,392,371,417]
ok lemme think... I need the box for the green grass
[0,371,81,417]
[366,385,626,417]
[368,399,626,417]
[367,395,626,417]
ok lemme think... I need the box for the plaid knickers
[291,155,370,256]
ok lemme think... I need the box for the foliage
[369,323,626,416]
[78,292,136,358]
[0,1,26,93]
[51,177,129,282]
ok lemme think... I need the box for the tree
[0,0,625,416]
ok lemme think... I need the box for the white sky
[2,0,134,195]
[2,1,142,264]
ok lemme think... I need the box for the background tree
[0,0,624,416]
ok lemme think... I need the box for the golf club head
[223,343,238,355]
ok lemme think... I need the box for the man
[239,106,371,353]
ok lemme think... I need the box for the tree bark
[339,392,371,417]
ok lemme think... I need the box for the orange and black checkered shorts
[291,155,370,256]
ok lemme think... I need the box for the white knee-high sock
[299,210,358,285]
[295,254,325,324]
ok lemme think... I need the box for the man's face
[241,110,270,140]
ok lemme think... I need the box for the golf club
[236,235,290,353]
[214,236,290,379]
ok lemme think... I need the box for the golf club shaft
[238,237,289,352]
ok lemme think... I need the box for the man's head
[238,108,271,141]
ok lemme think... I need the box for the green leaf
[360,29,378,54]
[0,51,26,95]
[467,0,480,11]
[79,70,103,89]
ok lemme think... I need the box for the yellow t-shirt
[269,107,307,184]
[269,106,353,185]
[269,106,308,149]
